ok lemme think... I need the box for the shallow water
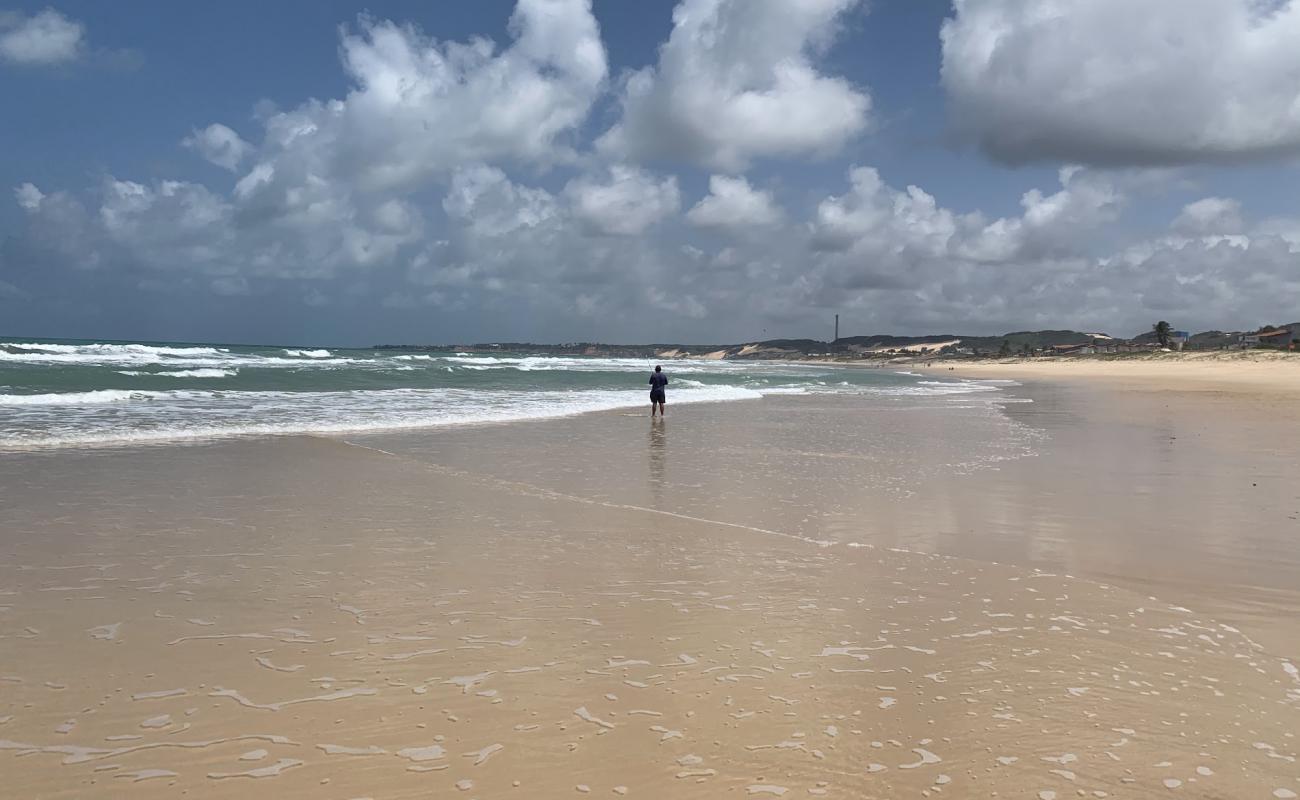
[2,381,1299,797]
[1,339,1001,448]
[2,436,1297,798]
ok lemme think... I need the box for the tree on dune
[1153,321,1171,347]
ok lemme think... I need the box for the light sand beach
[939,350,1300,394]
[2,368,1299,798]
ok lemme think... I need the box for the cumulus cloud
[14,182,44,211]
[219,0,606,216]
[1173,197,1245,235]
[599,0,870,171]
[183,124,252,171]
[565,165,680,236]
[941,0,1300,165]
[687,175,782,231]
[7,0,1298,341]
[0,8,84,65]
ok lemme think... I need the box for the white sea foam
[2,342,1019,450]
[1,342,226,357]
[0,341,354,368]
[0,385,767,449]
[0,390,171,406]
[117,369,238,378]
[283,349,332,358]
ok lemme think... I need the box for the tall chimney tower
[834,314,839,343]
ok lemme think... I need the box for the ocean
[0,338,1014,449]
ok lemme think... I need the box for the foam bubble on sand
[463,743,503,765]
[818,645,874,661]
[444,672,493,694]
[139,715,172,729]
[867,763,886,773]
[606,658,651,668]
[1274,789,1298,799]
[899,748,942,768]
[131,689,186,701]
[383,648,447,662]
[1196,766,1213,776]
[168,633,272,645]
[574,707,615,729]
[319,744,387,756]
[1163,778,1182,788]
[396,744,446,762]
[208,758,303,779]
[116,769,177,782]
[1039,792,1057,800]
[456,779,474,791]
[747,785,788,795]
[239,749,267,761]
[209,686,376,711]
[878,697,896,709]
[650,726,684,742]
[88,623,121,640]
[2,733,297,765]
[254,657,304,673]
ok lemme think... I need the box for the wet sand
[2,382,1299,798]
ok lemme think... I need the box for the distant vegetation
[379,323,1298,361]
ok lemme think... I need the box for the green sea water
[0,337,1007,449]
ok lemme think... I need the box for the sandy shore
[932,350,1300,394]
[2,378,1299,798]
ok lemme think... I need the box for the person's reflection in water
[648,417,666,508]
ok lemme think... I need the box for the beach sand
[2,374,1298,798]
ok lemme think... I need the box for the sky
[1,0,1298,346]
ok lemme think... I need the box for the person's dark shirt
[649,373,668,391]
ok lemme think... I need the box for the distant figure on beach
[649,365,668,417]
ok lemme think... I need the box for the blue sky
[2,0,1298,345]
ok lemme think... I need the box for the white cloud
[14,182,44,211]
[443,164,559,239]
[184,124,252,171]
[599,0,870,171]
[811,167,959,258]
[565,165,680,236]
[687,175,782,231]
[0,8,84,65]
[941,0,1300,165]
[230,0,607,216]
[8,0,1298,340]
[1173,197,1245,235]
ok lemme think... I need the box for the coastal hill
[379,325,1296,361]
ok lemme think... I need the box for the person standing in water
[649,365,668,417]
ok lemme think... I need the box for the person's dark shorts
[650,389,666,403]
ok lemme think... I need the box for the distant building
[1050,343,1093,356]
[1242,328,1295,349]
[1248,329,1289,348]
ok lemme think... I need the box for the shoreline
[4,429,1298,798]
[3,358,1298,797]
